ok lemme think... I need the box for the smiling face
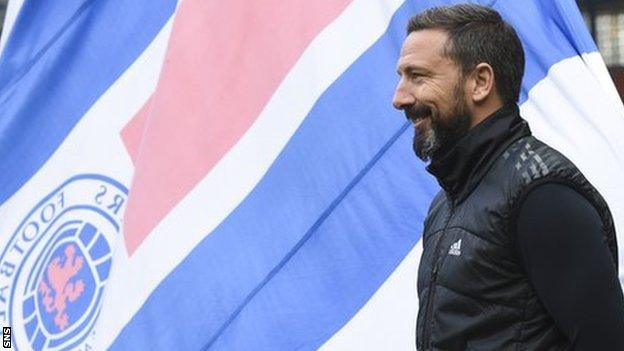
[393,29,473,161]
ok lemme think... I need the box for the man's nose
[392,82,414,110]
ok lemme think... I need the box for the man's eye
[411,73,424,83]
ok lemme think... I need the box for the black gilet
[416,104,618,350]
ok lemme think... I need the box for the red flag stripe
[122,0,354,254]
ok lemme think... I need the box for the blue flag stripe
[0,0,176,205]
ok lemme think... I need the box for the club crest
[0,174,127,350]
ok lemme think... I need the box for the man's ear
[470,63,495,103]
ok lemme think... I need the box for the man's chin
[415,116,432,135]
[413,133,437,162]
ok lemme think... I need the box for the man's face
[393,29,473,161]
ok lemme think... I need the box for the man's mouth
[412,113,432,126]
[413,117,435,138]
[406,105,433,126]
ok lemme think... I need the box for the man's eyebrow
[397,64,430,75]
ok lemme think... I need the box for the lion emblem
[38,244,85,331]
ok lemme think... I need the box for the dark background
[0,0,622,102]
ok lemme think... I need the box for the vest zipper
[422,196,455,350]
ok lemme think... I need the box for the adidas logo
[448,239,462,256]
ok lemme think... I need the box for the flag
[0,0,622,350]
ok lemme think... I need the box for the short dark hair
[407,4,525,104]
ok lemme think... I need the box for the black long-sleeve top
[516,183,624,350]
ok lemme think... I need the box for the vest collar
[426,103,531,204]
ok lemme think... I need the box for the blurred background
[0,0,622,101]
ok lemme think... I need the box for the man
[392,4,624,350]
